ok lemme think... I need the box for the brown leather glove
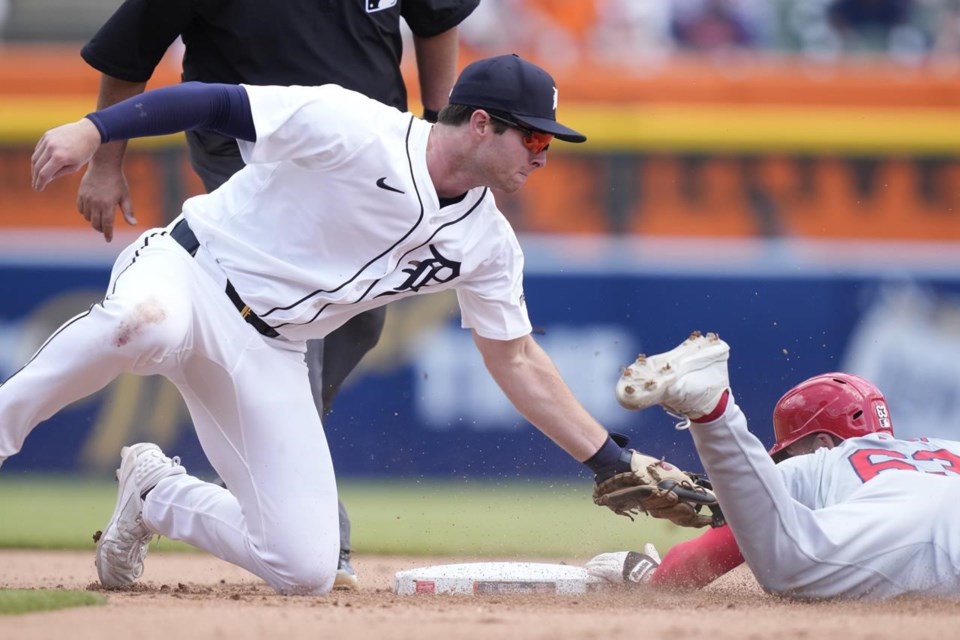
[593,451,723,528]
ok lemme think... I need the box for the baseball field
[2,477,958,639]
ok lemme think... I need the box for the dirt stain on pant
[114,299,168,347]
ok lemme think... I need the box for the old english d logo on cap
[449,54,586,143]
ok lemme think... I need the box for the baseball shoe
[95,443,185,589]
[616,331,730,427]
[333,549,359,591]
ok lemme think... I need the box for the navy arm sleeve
[85,82,256,144]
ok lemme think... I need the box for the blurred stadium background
[1,0,960,495]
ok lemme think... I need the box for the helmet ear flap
[768,373,893,459]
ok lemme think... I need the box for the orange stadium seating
[2,45,959,241]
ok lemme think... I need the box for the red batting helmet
[768,373,893,460]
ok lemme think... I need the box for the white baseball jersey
[690,398,960,600]
[183,84,532,343]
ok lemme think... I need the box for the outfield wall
[3,235,959,478]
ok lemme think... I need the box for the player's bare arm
[472,329,719,527]
[77,75,146,242]
[471,331,608,461]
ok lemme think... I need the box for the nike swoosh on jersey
[376,177,405,194]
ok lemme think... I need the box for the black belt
[170,219,280,338]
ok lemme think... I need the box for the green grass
[0,476,116,550]
[0,475,699,559]
[0,590,105,615]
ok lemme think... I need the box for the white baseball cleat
[616,331,730,427]
[95,443,185,589]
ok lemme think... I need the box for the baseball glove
[593,451,723,528]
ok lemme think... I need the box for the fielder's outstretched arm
[32,82,255,191]
[471,331,609,462]
[472,330,718,529]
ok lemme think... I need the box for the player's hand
[31,119,102,193]
[77,159,137,243]
[586,544,662,586]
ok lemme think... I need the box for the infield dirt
[1,549,957,639]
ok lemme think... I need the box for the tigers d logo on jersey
[390,245,461,294]
[366,0,398,13]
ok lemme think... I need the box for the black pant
[307,307,387,417]
[308,308,386,555]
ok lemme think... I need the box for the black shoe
[333,549,359,590]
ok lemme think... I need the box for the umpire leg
[305,306,387,587]
[313,307,387,416]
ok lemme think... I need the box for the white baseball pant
[0,224,340,594]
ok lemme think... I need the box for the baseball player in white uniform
[614,331,960,600]
[15,54,701,595]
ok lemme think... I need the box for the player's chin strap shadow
[662,476,727,528]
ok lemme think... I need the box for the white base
[393,562,604,595]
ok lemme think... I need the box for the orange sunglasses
[487,112,553,154]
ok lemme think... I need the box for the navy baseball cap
[449,54,586,143]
